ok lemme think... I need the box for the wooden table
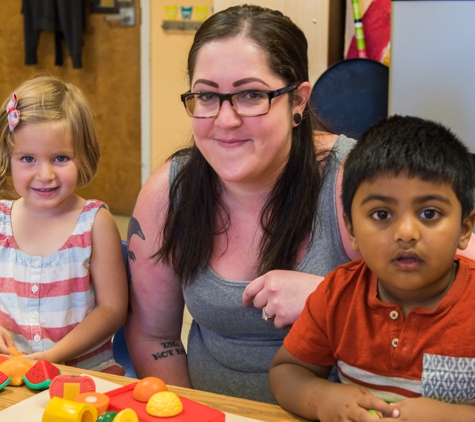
[0,359,309,422]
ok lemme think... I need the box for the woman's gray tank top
[169,135,356,403]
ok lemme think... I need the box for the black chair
[310,58,389,140]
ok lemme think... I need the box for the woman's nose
[214,100,241,129]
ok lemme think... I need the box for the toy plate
[105,383,225,422]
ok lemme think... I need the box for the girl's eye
[371,210,391,220]
[420,209,439,219]
[21,156,34,163]
[55,156,69,163]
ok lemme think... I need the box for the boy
[269,115,475,421]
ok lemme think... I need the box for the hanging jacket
[22,0,87,69]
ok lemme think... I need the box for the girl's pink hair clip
[6,93,21,132]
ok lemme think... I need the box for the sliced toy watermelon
[0,370,10,390]
[23,360,61,390]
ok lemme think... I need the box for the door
[0,0,141,215]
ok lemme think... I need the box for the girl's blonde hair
[0,72,100,195]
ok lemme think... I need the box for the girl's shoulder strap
[73,199,108,235]
[0,199,14,216]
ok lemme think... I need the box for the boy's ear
[458,210,475,250]
[343,214,360,252]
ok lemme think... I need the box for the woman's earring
[293,113,302,125]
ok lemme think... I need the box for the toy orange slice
[74,392,110,416]
[0,358,33,386]
[7,346,25,356]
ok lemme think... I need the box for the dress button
[32,311,39,319]
[391,338,399,348]
[389,310,399,320]
[31,285,39,293]
[34,334,41,342]
[34,260,40,268]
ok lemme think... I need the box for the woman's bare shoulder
[314,131,340,153]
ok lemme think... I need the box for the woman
[125,5,357,403]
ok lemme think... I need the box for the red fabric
[347,0,391,62]
[284,256,475,399]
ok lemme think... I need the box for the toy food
[49,374,96,400]
[146,391,183,417]
[0,357,33,386]
[132,376,168,402]
[74,392,110,416]
[97,411,118,422]
[7,345,25,356]
[114,408,139,422]
[42,396,97,422]
[0,355,8,365]
[0,371,10,390]
[368,410,380,418]
[23,359,61,390]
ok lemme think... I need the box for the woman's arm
[25,207,128,363]
[125,163,192,387]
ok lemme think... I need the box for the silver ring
[262,306,274,322]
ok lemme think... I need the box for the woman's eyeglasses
[180,85,296,118]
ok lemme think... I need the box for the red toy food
[23,360,61,390]
[49,374,96,400]
[0,371,10,390]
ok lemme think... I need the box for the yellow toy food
[114,408,139,422]
[146,391,183,417]
[0,358,33,386]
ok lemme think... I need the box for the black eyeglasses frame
[180,85,297,118]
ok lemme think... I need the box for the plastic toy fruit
[7,346,25,356]
[0,357,33,386]
[146,391,183,417]
[23,359,61,390]
[42,396,97,422]
[114,408,139,422]
[49,374,96,400]
[97,411,118,422]
[74,392,110,416]
[0,371,10,390]
[132,376,168,402]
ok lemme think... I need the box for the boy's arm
[269,346,398,421]
[387,397,475,422]
[24,208,128,364]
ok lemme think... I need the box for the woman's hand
[242,270,324,328]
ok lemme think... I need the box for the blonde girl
[0,73,128,374]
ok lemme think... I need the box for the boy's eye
[371,210,391,220]
[21,156,34,163]
[420,209,439,219]
[55,156,69,162]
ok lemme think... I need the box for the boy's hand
[383,397,475,422]
[0,327,15,355]
[317,383,399,421]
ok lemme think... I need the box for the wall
[150,1,213,172]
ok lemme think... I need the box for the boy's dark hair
[342,115,475,223]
